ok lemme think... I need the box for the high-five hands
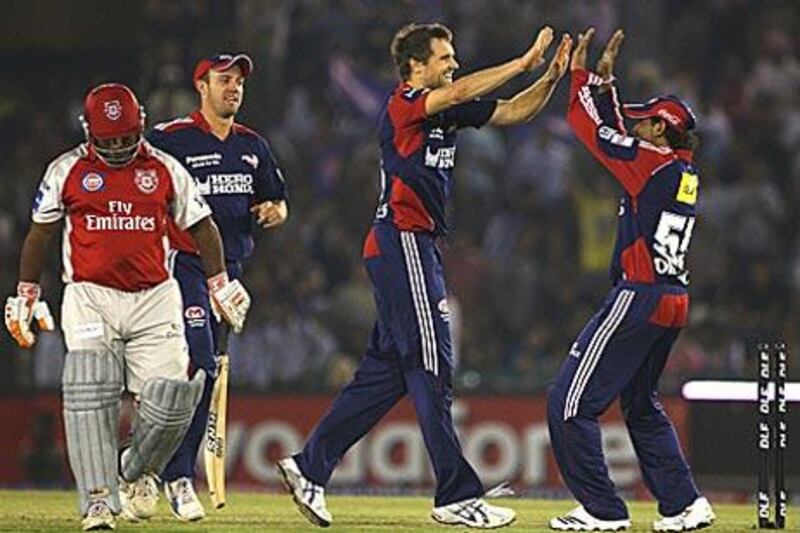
[597,29,624,79]
[570,27,625,78]
[519,26,555,71]
[545,33,573,82]
[570,28,595,71]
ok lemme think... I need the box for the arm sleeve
[31,156,73,223]
[567,69,673,196]
[254,137,288,203]
[443,99,498,129]
[165,153,213,230]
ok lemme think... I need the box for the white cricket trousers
[61,278,190,394]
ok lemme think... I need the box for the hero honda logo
[103,100,122,121]
[134,169,159,194]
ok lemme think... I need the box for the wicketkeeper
[4,82,250,531]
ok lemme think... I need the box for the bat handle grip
[216,323,231,355]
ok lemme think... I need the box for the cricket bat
[205,326,230,509]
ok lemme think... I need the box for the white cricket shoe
[119,474,159,521]
[653,497,715,531]
[164,477,206,521]
[432,498,516,529]
[82,499,116,531]
[277,457,332,527]
[550,506,631,531]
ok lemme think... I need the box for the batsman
[4,83,250,531]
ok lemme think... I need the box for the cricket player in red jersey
[547,30,715,531]
[278,24,571,529]
[4,83,250,531]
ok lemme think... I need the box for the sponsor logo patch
[438,298,451,322]
[242,153,259,169]
[81,172,105,192]
[134,169,159,194]
[74,322,104,340]
[185,152,222,169]
[103,100,122,121]
[676,172,698,205]
[185,305,207,328]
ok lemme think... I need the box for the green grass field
[0,490,795,532]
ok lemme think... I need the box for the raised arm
[425,26,555,116]
[567,28,672,196]
[490,33,572,125]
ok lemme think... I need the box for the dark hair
[390,23,453,81]
[653,118,700,151]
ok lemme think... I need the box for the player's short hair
[391,23,453,81]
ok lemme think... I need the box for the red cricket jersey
[31,141,211,291]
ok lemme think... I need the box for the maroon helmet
[81,83,145,166]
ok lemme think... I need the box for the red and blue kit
[373,83,496,235]
[547,69,702,522]
[147,110,287,483]
[293,84,497,507]
[149,110,287,264]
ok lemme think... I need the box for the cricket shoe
[431,498,516,529]
[550,506,631,531]
[277,457,332,527]
[653,497,715,531]
[119,473,159,521]
[164,477,206,521]
[81,499,116,531]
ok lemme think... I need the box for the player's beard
[212,98,239,119]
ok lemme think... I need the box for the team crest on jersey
[242,153,259,169]
[134,169,159,194]
[103,100,122,121]
[184,306,206,328]
[81,172,105,192]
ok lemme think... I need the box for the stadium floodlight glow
[681,380,800,402]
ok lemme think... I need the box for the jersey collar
[190,109,213,134]
[675,148,693,162]
[190,109,242,139]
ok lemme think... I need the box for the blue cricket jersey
[148,110,287,262]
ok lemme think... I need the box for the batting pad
[122,370,206,482]
[62,349,123,516]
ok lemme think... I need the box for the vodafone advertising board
[0,394,688,495]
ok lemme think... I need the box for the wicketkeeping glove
[208,272,251,333]
[4,281,55,348]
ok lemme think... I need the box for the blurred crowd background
[1,0,798,394]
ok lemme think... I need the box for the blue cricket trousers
[294,225,484,506]
[547,282,700,520]
[161,251,240,482]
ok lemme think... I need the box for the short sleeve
[169,158,212,230]
[254,137,288,202]
[443,99,497,129]
[32,148,83,224]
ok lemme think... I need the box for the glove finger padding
[4,296,35,348]
[211,279,251,333]
[33,300,55,331]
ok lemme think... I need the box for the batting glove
[208,273,251,333]
[4,281,55,348]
